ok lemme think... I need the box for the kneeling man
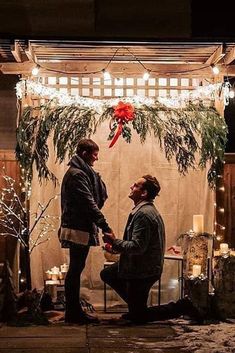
[101,175,165,323]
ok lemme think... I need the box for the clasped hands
[102,229,116,253]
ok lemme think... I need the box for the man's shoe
[65,313,99,325]
[176,297,205,323]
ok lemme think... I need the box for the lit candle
[51,266,59,274]
[193,215,204,234]
[58,272,64,280]
[220,243,229,255]
[192,264,201,277]
[51,273,58,281]
[45,270,52,280]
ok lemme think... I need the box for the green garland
[16,100,227,188]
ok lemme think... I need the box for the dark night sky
[0,0,234,40]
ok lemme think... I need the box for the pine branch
[16,101,227,188]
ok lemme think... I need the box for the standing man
[59,138,112,324]
[101,175,165,324]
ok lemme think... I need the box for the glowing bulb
[211,65,220,75]
[102,70,111,80]
[32,65,39,76]
[143,71,150,81]
[229,90,235,99]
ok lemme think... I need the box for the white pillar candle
[51,266,60,274]
[220,243,229,254]
[193,215,204,234]
[61,264,69,272]
[192,264,201,277]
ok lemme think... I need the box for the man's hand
[102,230,116,244]
[103,243,113,253]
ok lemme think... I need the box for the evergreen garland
[16,100,227,188]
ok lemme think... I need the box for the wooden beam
[205,44,225,65]
[11,41,22,63]
[0,61,221,77]
[24,43,37,63]
[223,46,235,65]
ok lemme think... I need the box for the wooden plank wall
[0,150,20,290]
[216,153,235,249]
[0,74,18,150]
[224,154,235,248]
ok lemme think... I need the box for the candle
[61,264,69,272]
[193,215,204,234]
[192,264,201,277]
[45,270,52,280]
[51,266,59,274]
[220,243,229,254]
[58,272,64,280]
[51,273,58,281]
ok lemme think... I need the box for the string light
[31,65,40,76]
[214,170,226,248]
[229,89,235,99]
[102,69,111,80]
[211,64,220,75]
[0,169,59,253]
[16,79,232,109]
[143,70,150,81]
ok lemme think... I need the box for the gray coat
[112,201,165,279]
[60,155,111,247]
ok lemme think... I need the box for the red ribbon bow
[109,101,134,148]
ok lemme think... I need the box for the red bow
[109,101,134,148]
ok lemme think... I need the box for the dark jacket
[60,155,111,247]
[112,201,165,279]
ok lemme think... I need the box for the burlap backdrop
[30,121,214,307]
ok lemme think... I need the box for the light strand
[16,79,230,109]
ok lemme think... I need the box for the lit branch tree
[0,170,59,290]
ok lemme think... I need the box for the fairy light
[16,79,232,109]
[31,65,40,76]
[211,64,220,75]
[102,69,111,80]
[143,70,150,81]
[229,89,235,99]
[214,167,227,249]
[0,170,60,253]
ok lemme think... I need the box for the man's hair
[76,139,99,155]
[142,174,161,199]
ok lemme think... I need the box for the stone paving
[0,313,189,353]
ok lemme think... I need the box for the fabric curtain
[30,121,214,307]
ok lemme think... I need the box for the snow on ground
[172,319,235,353]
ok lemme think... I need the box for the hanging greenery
[16,100,227,188]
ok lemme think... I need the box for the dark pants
[65,243,89,321]
[100,261,158,319]
[144,297,204,322]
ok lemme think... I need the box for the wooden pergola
[1,39,235,249]
[0,40,235,79]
